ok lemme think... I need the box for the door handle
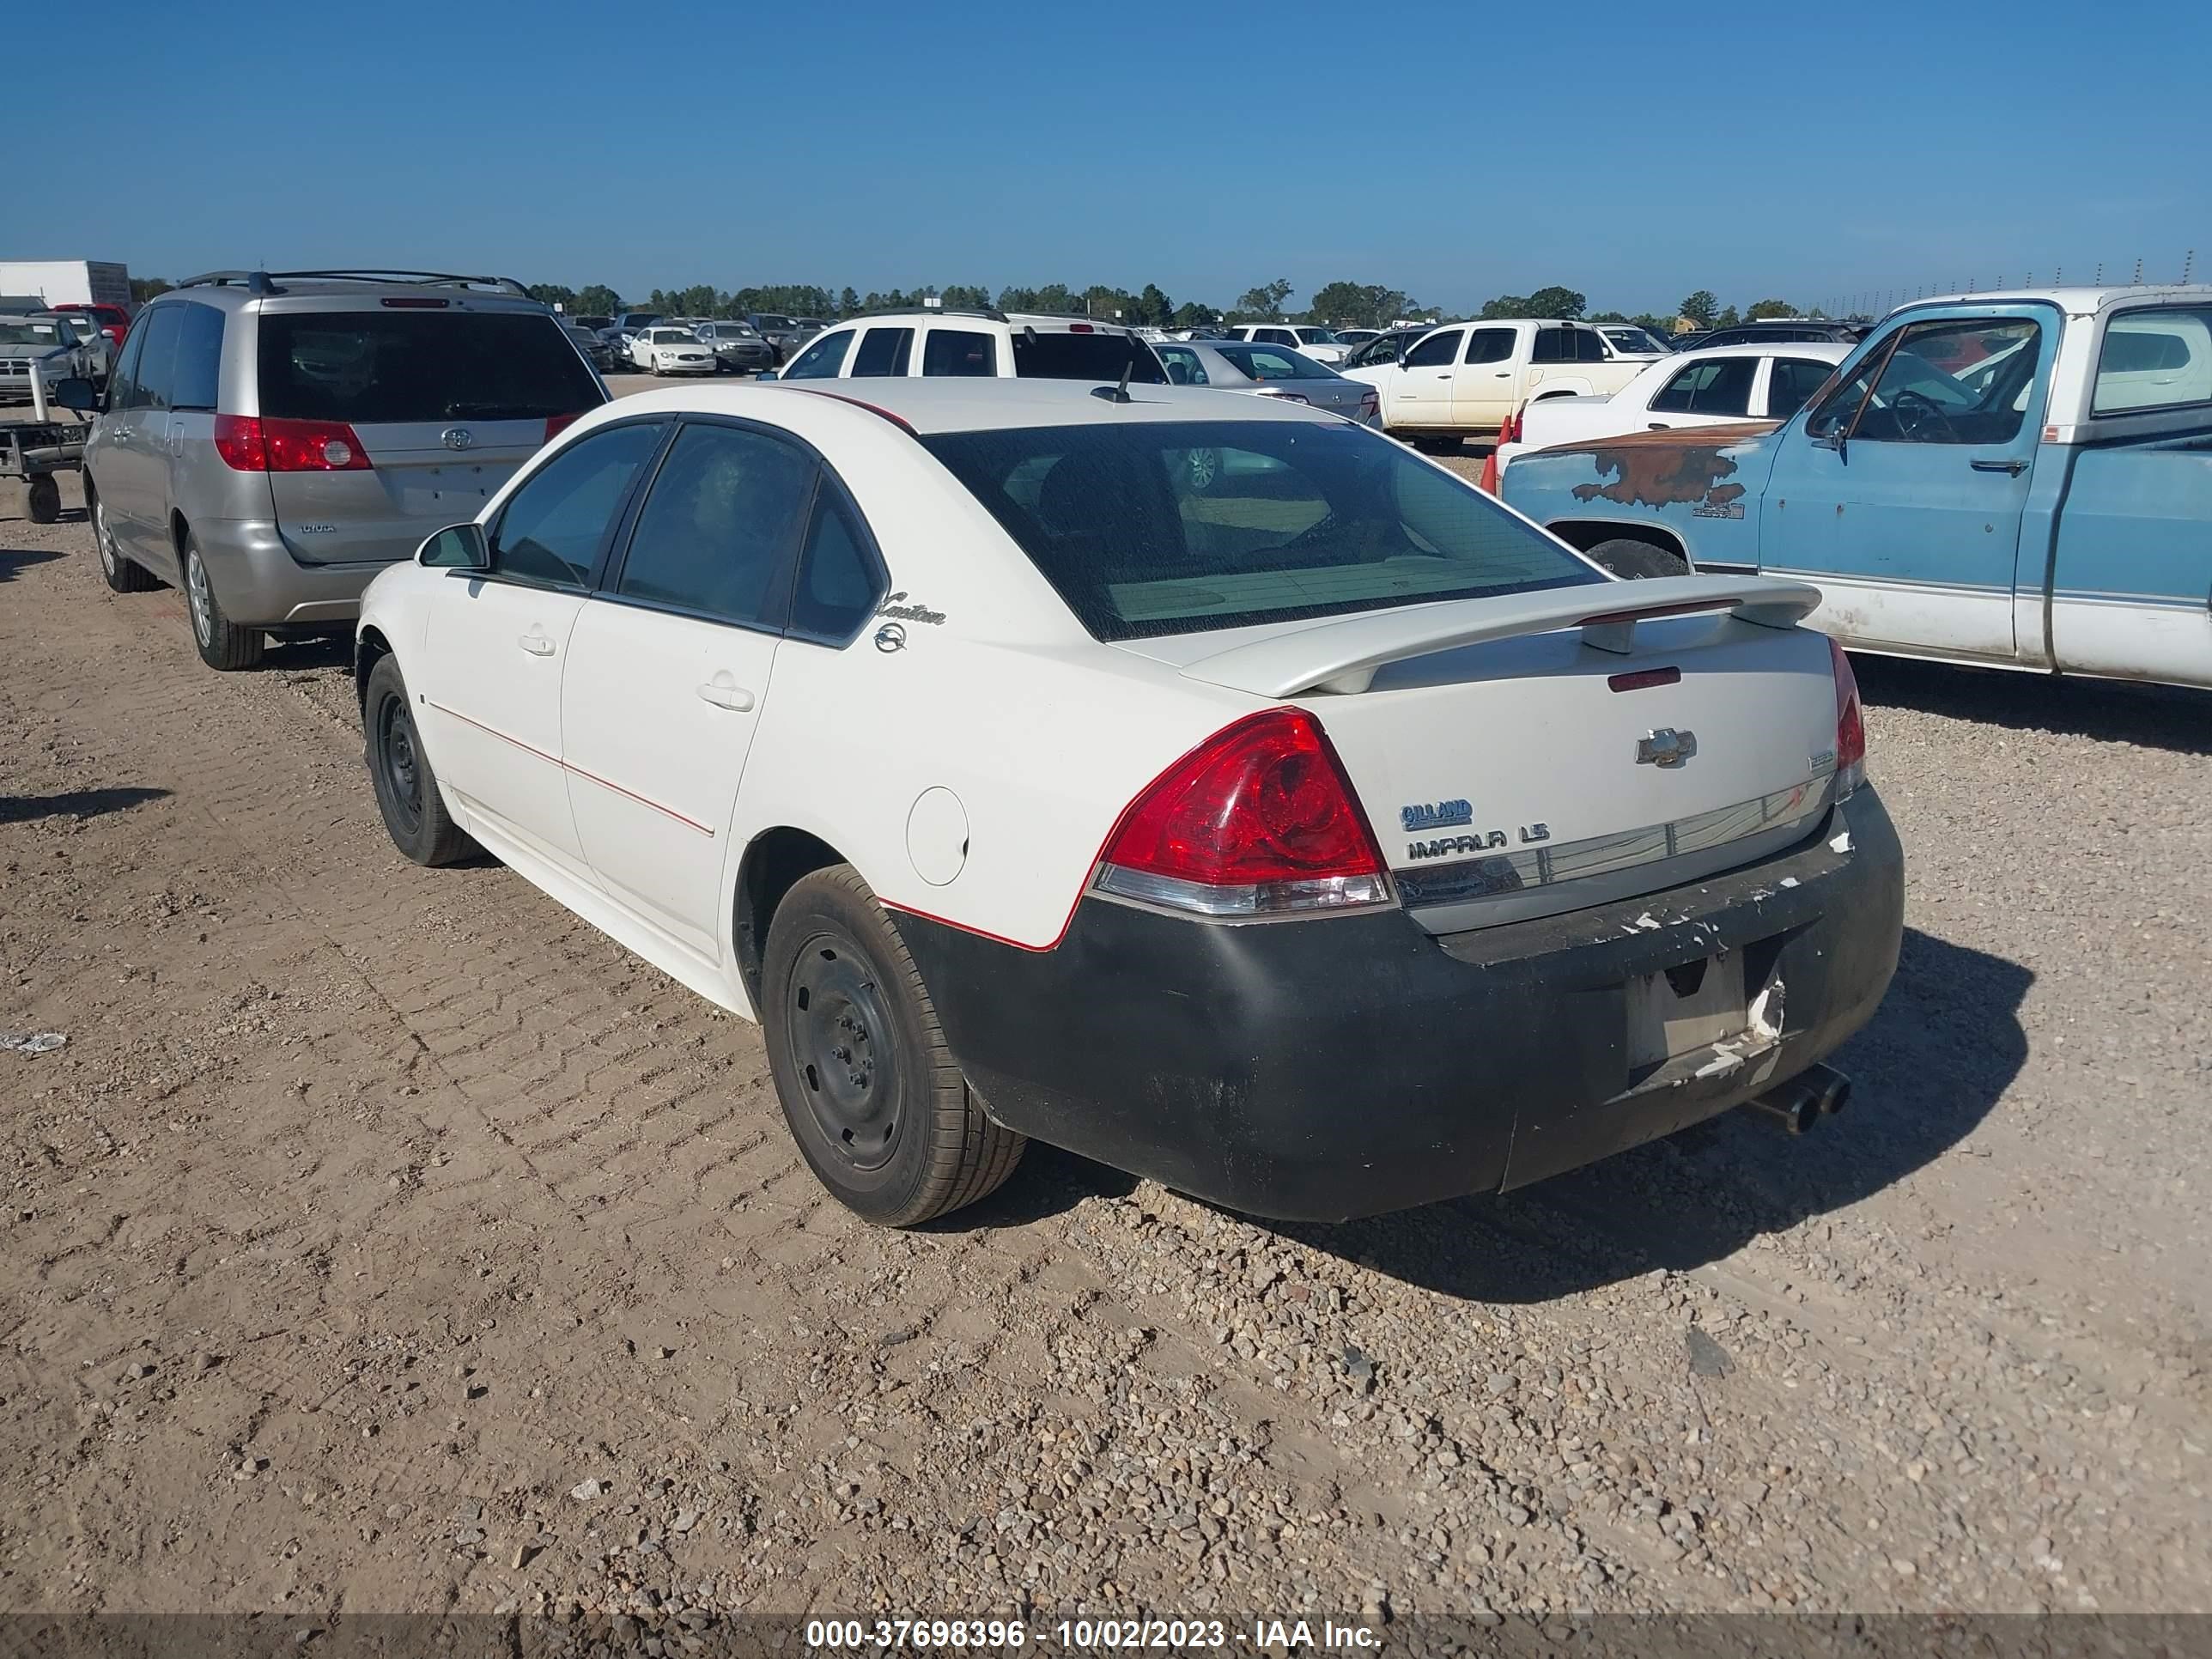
[1493,371,1511,378]
[1970,458,2027,476]
[696,674,756,712]
[517,631,556,657]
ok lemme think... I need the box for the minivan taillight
[1830,638,1866,799]
[211,415,372,472]
[544,412,582,443]
[1092,708,1393,917]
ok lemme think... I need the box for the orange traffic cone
[1476,404,1522,494]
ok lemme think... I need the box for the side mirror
[418,521,489,569]
[53,376,99,413]
[754,368,779,382]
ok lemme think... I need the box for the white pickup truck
[1341,319,1646,446]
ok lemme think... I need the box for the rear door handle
[1970,458,2027,476]
[518,630,556,657]
[696,673,756,712]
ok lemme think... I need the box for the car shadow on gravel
[0,548,70,581]
[1853,654,2212,757]
[0,786,170,826]
[1266,926,2033,1304]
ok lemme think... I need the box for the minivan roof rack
[178,270,534,299]
[854,304,1010,324]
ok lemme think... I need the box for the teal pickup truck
[1498,288,2212,689]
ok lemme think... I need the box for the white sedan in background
[354,379,1899,1228]
[629,326,717,375]
[1496,343,1850,471]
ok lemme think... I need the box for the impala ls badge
[1637,728,1698,769]
[1401,799,1473,832]
[441,427,474,452]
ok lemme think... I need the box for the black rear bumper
[896,787,1904,1222]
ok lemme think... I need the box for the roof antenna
[1091,357,1134,404]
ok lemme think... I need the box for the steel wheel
[785,929,903,1172]
[378,694,425,839]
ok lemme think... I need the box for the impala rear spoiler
[1178,574,1824,697]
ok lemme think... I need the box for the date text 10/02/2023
[804,1617,1383,1650]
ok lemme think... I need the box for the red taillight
[211,415,371,472]
[544,412,582,442]
[1093,708,1392,917]
[1829,638,1866,798]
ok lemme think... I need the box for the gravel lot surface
[3,441,2209,1636]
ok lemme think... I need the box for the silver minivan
[76,270,607,670]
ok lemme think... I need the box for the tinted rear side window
[921,420,1598,642]
[171,303,226,410]
[851,327,913,377]
[922,329,997,376]
[257,310,602,424]
[1009,331,1167,384]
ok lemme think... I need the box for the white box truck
[0,260,132,312]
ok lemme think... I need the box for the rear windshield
[257,311,603,424]
[921,420,1598,641]
[1010,331,1167,384]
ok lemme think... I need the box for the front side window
[783,331,853,379]
[850,327,914,378]
[922,329,997,377]
[1649,357,1757,416]
[1767,357,1838,420]
[921,420,1601,642]
[615,422,816,628]
[258,311,602,423]
[490,421,666,587]
[1463,328,1514,365]
[2093,307,2212,416]
[131,306,185,410]
[1839,318,2042,445]
[1157,345,1209,386]
[106,312,149,408]
[1401,330,1462,368]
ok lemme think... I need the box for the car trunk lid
[1125,576,1842,933]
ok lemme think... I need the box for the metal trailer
[1,370,88,525]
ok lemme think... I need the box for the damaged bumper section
[897,787,1905,1223]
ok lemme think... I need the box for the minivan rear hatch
[256,304,604,566]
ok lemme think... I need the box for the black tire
[1411,434,1462,456]
[25,475,62,525]
[1584,538,1691,580]
[90,490,155,592]
[363,654,477,866]
[763,865,1025,1226]
[181,530,265,670]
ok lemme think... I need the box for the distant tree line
[129,275,1831,333]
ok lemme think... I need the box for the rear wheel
[763,866,1025,1226]
[92,493,155,592]
[364,654,477,866]
[1584,538,1690,580]
[182,530,265,670]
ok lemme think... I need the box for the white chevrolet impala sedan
[356,379,1903,1226]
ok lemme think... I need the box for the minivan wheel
[762,865,1025,1227]
[1584,538,1690,580]
[182,532,265,670]
[92,495,155,592]
[363,654,477,866]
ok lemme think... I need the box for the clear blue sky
[28,0,2209,318]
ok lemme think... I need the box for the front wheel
[1584,538,1690,580]
[363,654,477,866]
[763,866,1025,1226]
[183,532,265,670]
